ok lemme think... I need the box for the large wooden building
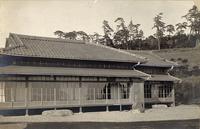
[0,33,180,114]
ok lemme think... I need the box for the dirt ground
[0,105,200,123]
[0,105,200,129]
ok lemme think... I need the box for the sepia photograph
[0,0,200,128]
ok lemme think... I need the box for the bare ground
[0,105,199,123]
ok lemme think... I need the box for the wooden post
[93,88,96,104]
[79,107,82,113]
[118,83,120,103]
[106,105,109,112]
[25,77,29,116]
[41,87,43,106]
[106,84,108,104]
[54,87,56,110]
[106,84,109,112]
[118,83,122,111]
[11,87,14,109]
[79,77,82,113]
[119,105,122,111]
[171,84,175,107]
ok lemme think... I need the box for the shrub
[177,58,182,61]
[182,59,188,64]
[170,58,175,61]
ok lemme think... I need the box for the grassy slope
[153,47,200,68]
[153,47,200,82]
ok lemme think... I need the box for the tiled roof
[147,74,181,82]
[128,50,178,67]
[0,65,150,78]
[2,33,146,63]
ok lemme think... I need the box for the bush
[177,58,182,61]
[182,59,188,64]
[192,65,199,70]
[170,58,175,61]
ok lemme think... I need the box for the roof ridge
[13,33,85,44]
[86,42,147,62]
[134,69,151,78]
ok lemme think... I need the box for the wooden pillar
[106,105,109,112]
[54,87,56,110]
[106,84,109,112]
[171,83,175,107]
[119,105,122,111]
[11,87,14,109]
[118,83,122,111]
[41,87,43,106]
[118,83,120,103]
[79,77,82,113]
[93,88,96,103]
[25,76,29,116]
[79,107,83,113]
[106,84,108,104]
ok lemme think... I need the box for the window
[67,82,79,100]
[144,83,152,98]
[83,82,106,100]
[0,82,5,102]
[43,85,54,101]
[56,82,68,101]
[159,84,172,98]
[120,83,130,99]
[3,82,26,102]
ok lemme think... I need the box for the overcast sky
[0,0,194,47]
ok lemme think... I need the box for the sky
[0,0,195,48]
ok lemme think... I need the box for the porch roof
[0,65,150,78]
[147,74,181,82]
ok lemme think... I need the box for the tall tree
[115,17,126,31]
[102,20,114,46]
[175,22,188,35]
[128,20,135,40]
[128,21,141,40]
[114,17,129,47]
[63,31,77,40]
[54,30,64,38]
[136,30,144,40]
[152,13,165,50]
[183,5,200,36]
[76,31,89,41]
[165,24,175,36]
[90,32,101,44]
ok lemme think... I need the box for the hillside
[153,47,200,69]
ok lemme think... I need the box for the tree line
[54,5,200,50]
